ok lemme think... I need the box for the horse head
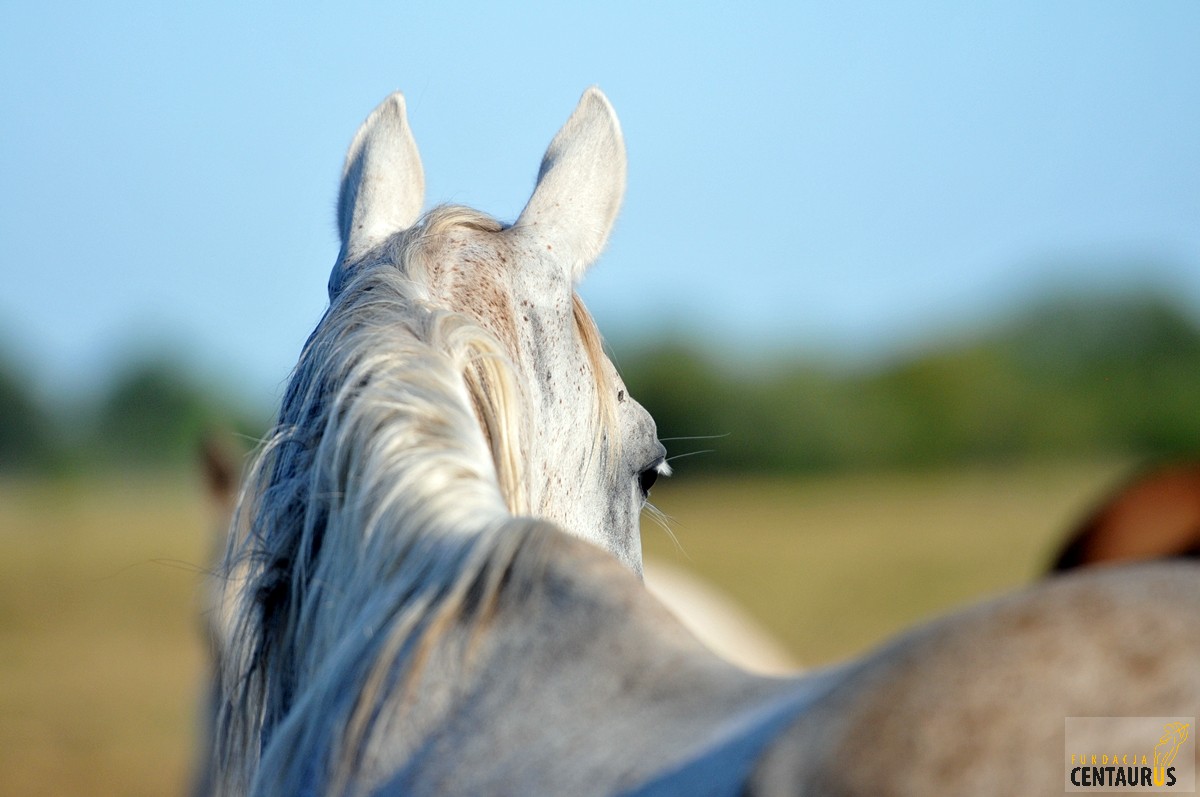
[326,88,666,571]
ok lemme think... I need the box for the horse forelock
[213,205,617,794]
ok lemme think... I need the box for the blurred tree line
[1,291,1198,476]
[616,292,1200,473]
[0,353,266,475]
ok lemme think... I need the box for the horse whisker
[642,502,686,556]
[665,449,715,463]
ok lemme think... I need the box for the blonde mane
[214,206,616,794]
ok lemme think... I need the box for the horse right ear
[515,87,627,283]
[332,92,425,294]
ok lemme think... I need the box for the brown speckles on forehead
[448,254,520,355]
[407,208,523,357]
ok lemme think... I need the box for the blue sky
[2,2,1198,406]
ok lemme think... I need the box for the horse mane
[213,205,614,794]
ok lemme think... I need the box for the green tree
[89,359,262,467]
[0,354,54,471]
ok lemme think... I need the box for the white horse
[208,89,1200,796]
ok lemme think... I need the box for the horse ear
[515,87,627,282]
[334,92,425,272]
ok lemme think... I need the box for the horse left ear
[515,87,627,282]
[331,92,425,296]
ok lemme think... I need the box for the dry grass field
[0,459,1131,796]
[641,460,1130,665]
[0,477,212,797]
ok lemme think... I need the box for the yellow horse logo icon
[1153,722,1191,787]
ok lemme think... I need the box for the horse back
[751,561,1200,796]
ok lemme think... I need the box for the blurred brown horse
[1051,463,1200,572]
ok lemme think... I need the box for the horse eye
[638,457,666,498]
[638,468,658,497]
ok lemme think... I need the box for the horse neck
[247,518,824,797]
